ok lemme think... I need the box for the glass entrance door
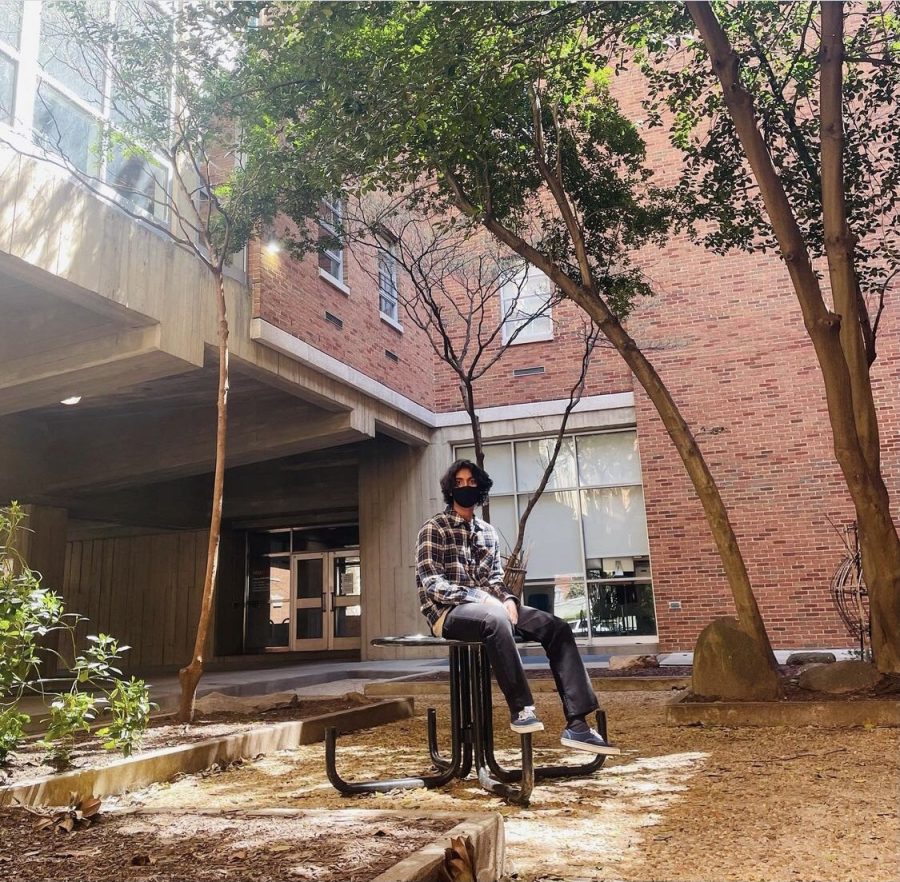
[292,554,328,651]
[291,550,362,651]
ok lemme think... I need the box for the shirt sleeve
[416,520,490,606]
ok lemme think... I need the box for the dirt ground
[0,807,454,881]
[118,689,899,882]
[1,698,364,787]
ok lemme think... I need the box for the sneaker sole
[560,736,621,756]
[510,722,545,734]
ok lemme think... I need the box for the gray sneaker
[560,726,621,755]
[510,706,544,734]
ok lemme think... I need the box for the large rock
[608,654,660,671]
[194,690,300,714]
[786,651,836,666]
[796,660,881,694]
[692,617,781,701]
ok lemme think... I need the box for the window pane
[0,0,22,49]
[245,555,290,650]
[106,140,169,219]
[0,50,13,122]
[109,0,171,135]
[515,437,577,492]
[553,576,589,638]
[39,1,108,106]
[581,486,650,559]
[516,491,583,580]
[576,432,642,487]
[589,581,656,637]
[296,608,323,641]
[454,443,514,494]
[295,558,324,600]
[335,605,361,638]
[318,246,342,282]
[378,250,398,319]
[501,264,553,343]
[486,495,517,558]
[33,83,101,174]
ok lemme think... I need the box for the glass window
[106,140,169,220]
[589,581,657,637]
[486,495,518,557]
[378,244,399,322]
[0,50,14,123]
[576,432,642,487]
[514,437,577,492]
[581,486,650,559]
[318,196,344,284]
[515,491,583,580]
[33,82,101,174]
[38,0,107,107]
[0,0,22,50]
[455,444,514,494]
[500,263,553,344]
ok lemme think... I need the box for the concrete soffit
[251,317,635,439]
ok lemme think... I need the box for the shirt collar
[444,505,483,532]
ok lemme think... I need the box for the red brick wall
[250,235,435,408]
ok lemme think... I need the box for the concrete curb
[366,676,688,698]
[666,692,900,727]
[98,808,504,882]
[371,811,505,882]
[1,698,413,808]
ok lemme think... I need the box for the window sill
[380,312,404,333]
[319,267,351,295]
[503,333,555,346]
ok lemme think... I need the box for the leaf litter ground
[123,689,898,882]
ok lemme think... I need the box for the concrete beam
[44,405,375,494]
[0,325,195,416]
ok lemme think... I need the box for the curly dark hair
[440,459,493,507]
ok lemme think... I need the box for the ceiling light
[60,396,82,406]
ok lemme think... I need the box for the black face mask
[452,486,482,509]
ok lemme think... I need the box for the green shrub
[1,502,154,769]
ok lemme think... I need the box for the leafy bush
[1,502,154,768]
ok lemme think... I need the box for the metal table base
[325,638,608,806]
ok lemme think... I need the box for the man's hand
[504,598,519,626]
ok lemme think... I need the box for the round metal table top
[371,635,482,647]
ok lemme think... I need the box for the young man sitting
[415,458,620,755]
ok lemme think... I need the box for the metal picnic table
[325,635,610,805]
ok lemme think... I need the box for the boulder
[194,690,300,714]
[786,651,837,666]
[691,617,781,701]
[796,660,881,694]
[608,654,660,671]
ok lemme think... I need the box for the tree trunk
[460,379,490,522]
[475,214,779,675]
[689,1,900,672]
[177,269,230,721]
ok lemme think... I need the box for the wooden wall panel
[62,529,209,672]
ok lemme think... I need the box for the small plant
[0,502,153,769]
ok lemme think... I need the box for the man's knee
[480,605,514,637]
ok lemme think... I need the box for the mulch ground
[0,807,455,882]
[121,689,899,882]
[1,698,366,788]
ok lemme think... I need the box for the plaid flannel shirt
[416,507,518,633]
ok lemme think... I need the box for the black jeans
[442,602,599,723]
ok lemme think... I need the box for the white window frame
[377,236,402,329]
[1,0,172,224]
[500,263,554,345]
[318,195,347,291]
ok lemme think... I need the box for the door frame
[290,548,361,651]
